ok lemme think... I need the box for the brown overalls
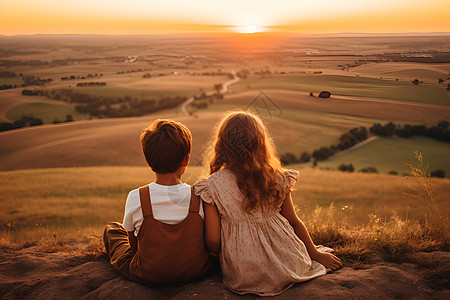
[103,185,212,285]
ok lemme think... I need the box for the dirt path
[180,72,240,115]
[1,241,448,299]
[329,136,380,160]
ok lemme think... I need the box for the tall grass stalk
[402,151,449,248]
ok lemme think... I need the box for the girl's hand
[310,251,343,271]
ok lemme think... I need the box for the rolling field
[1,166,449,242]
[0,111,350,170]
[218,89,450,123]
[68,75,227,99]
[5,101,87,123]
[1,88,449,172]
[1,34,449,246]
[233,75,449,106]
[301,136,450,175]
[348,62,450,83]
[70,85,193,99]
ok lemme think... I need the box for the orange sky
[1,0,449,35]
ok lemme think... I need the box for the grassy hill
[5,101,88,124]
[1,166,449,242]
[300,136,450,176]
[233,75,449,106]
[211,89,450,123]
[0,111,363,171]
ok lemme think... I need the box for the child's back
[195,111,342,296]
[103,119,212,285]
[128,184,209,284]
[195,168,326,295]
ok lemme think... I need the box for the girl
[194,111,342,296]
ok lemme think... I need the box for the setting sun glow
[234,25,267,34]
[0,0,449,35]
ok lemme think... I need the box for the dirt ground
[0,238,449,300]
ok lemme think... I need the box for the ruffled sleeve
[193,178,214,205]
[283,169,299,191]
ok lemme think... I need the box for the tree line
[0,72,53,90]
[2,88,189,131]
[0,114,75,132]
[76,82,106,87]
[61,73,102,80]
[38,88,187,118]
[281,120,450,165]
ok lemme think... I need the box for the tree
[65,114,74,122]
[13,119,26,128]
[312,147,333,161]
[0,122,14,131]
[385,122,396,136]
[370,123,389,137]
[338,163,354,172]
[347,164,354,172]
[396,124,412,138]
[438,120,449,129]
[299,151,311,163]
[430,169,445,178]
[349,126,367,141]
[411,125,426,135]
[338,164,348,171]
[280,152,297,165]
[29,118,43,126]
[359,167,378,173]
[214,83,223,93]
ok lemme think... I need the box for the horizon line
[1,31,450,37]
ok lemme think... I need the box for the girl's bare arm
[280,192,342,271]
[204,202,221,254]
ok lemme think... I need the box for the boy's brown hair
[140,119,192,174]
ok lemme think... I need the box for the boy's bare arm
[127,231,138,253]
[204,202,221,254]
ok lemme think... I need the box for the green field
[234,75,449,106]
[0,77,23,86]
[301,136,450,176]
[5,101,88,123]
[71,86,194,99]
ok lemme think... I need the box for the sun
[232,17,267,33]
[235,24,266,34]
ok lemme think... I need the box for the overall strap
[139,185,154,217]
[188,186,201,214]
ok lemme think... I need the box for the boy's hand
[310,251,342,271]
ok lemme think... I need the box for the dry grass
[0,152,448,269]
[299,152,450,264]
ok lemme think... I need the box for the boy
[103,119,212,285]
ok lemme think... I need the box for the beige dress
[194,169,327,296]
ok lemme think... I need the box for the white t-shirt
[123,182,204,236]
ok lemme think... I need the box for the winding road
[180,71,240,115]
